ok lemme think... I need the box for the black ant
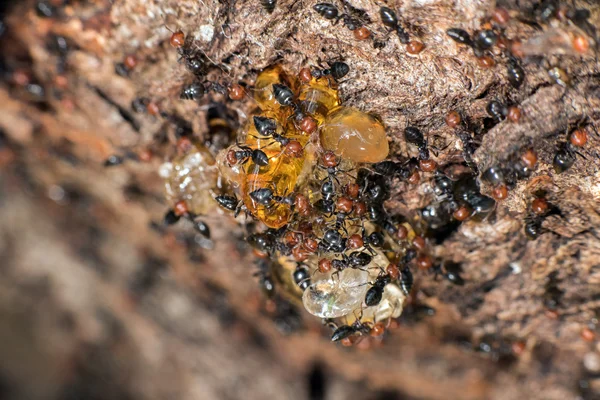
[404,126,430,160]
[330,316,372,342]
[261,0,276,14]
[371,159,416,181]
[379,6,410,44]
[364,270,392,307]
[319,228,346,253]
[293,264,311,291]
[399,266,413,296]
[215,194,245,217]
[446,27,497,57]
[248,187,294,207]
[254,258,276,298]
[313,3,365,32]
[180,81,227,101]
[434,261,465,286]
[311,61,350,81]
[252,116,290,145]
[331,250,373,271]
[225,145,269,167]
[506,57,525,89]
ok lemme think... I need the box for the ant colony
[153,0,597,347]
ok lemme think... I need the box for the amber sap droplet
[416,254,433,270]
[532,198,548,215]
[521,149,537,169]
[570,128,588,147]
[573,35,590,54]
[299,67,312,83]
[174,200,189,216]
[320,107,389,163]
[299,116,317,134]
[347,234,364,249]
[445,111,461,128]
[492,7,511,25]
[396,225,408,240]
[453,206,471,221]
[386,263,400,280]
[477,56,495,69]
[228,84,245,100]
[412,235,426,251]
[124,54,137,70]
[408,170,420,185]
[492,185,508,200]
[341,337,353,347]
[581,327,596,342]
[336,197,354,213]
[170,31,185,48]
[370,322,385,337]
[353,27,371,40]
[419,159,437,172]
[318,258,332,273]
[506,106,521,123]
[406,40,424,55]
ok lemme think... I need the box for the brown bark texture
[1,0,600,399]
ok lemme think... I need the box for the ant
[364,270,392,307]
[215,194,245,217]
[319,228,346,253]
[180,81,227,101]
[311,61,350,81]
[169,30,213,77]
[434,261,465,286]
[248,187,294,207]
[486,100,522,124]
[225,145,269,167]
[293,264,311,291]
[399,266,413,296]
[313,3,365,32]
[261,0,276,13]
[446,27,498,58]
[379,6,410,44]
[404,126,430,160]
[330,315,372,342]
[162,201,212,239]
[331,250,373,271]
[254,258,276,298]
[553,122,593,173]
[371,159,416,181]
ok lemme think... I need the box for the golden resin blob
[319,107,389,163]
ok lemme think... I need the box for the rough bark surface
[1,0,600,399]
